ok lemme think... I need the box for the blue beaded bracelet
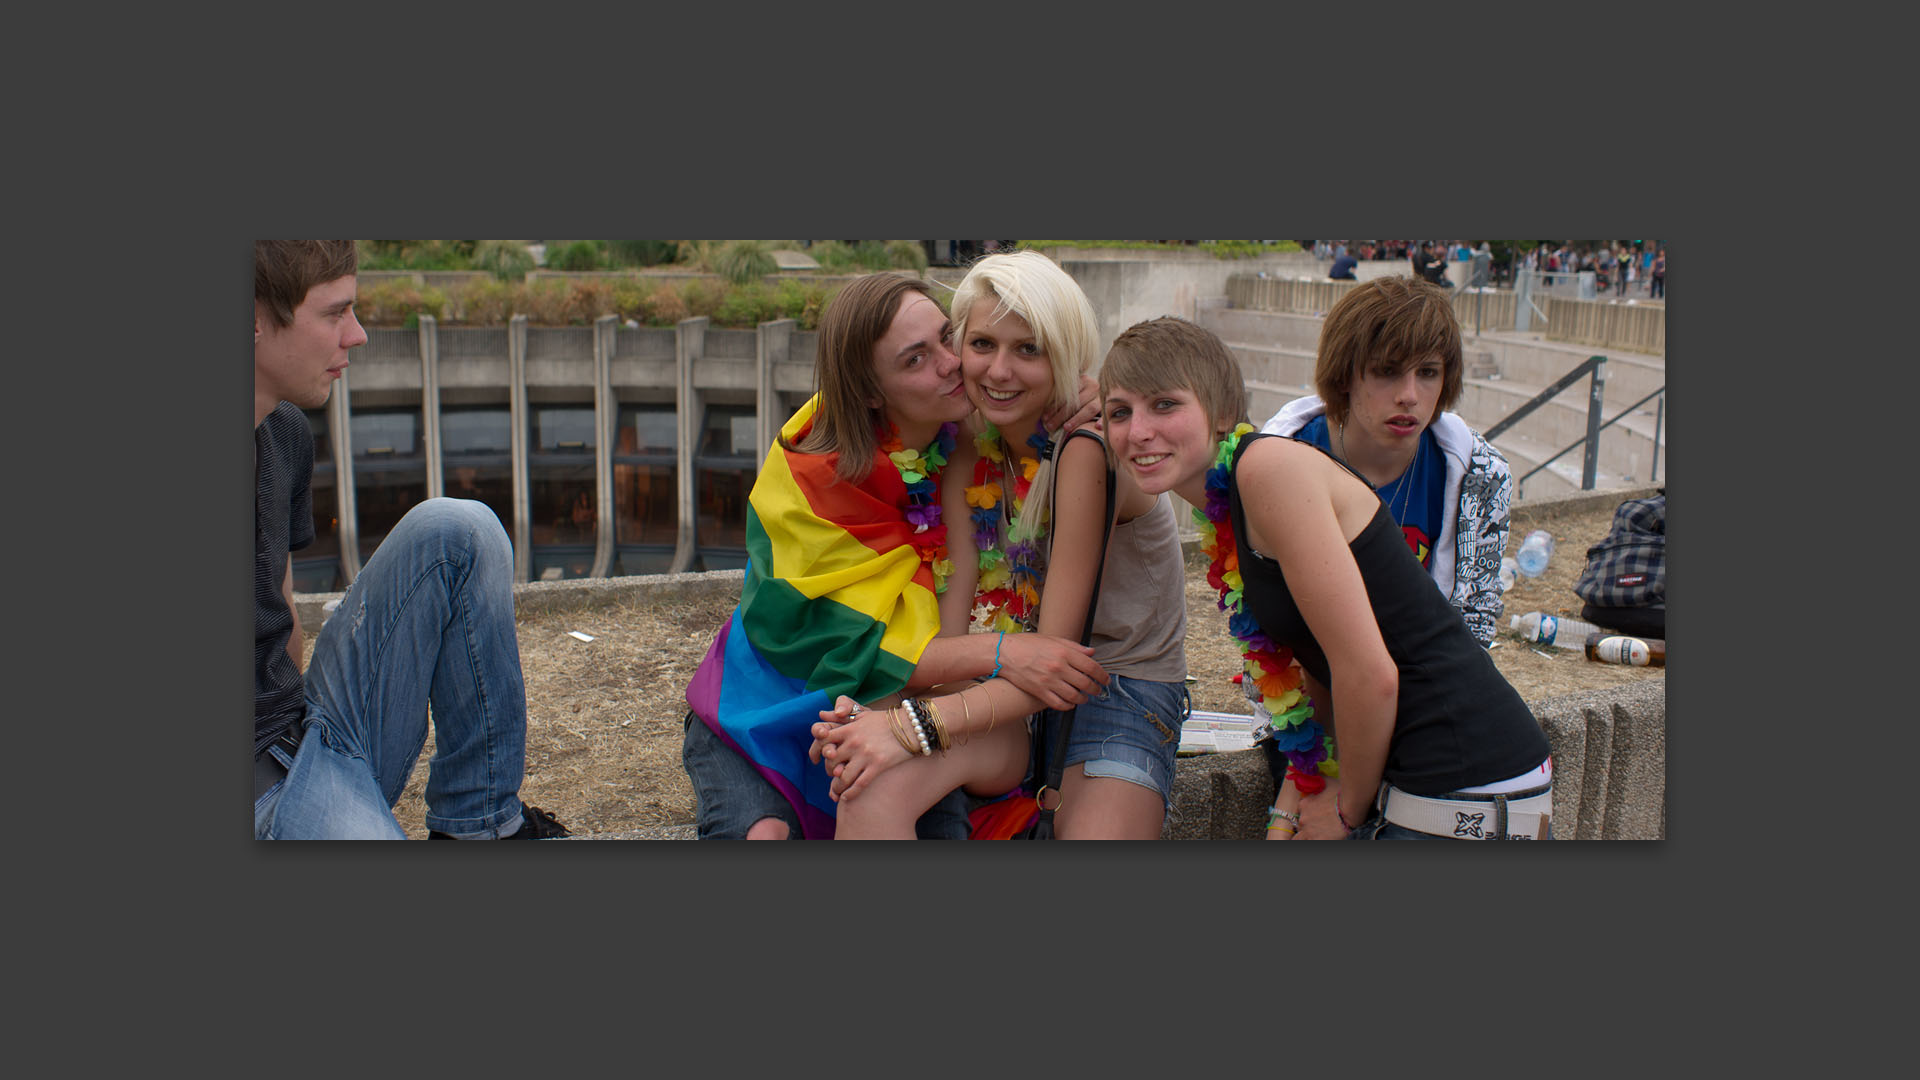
[989,631,1004,679]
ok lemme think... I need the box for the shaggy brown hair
[785,272,941,483]
[1314,275,1463,429]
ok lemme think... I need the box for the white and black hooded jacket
[1261,395,1512,646]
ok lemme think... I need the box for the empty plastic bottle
[1498,556,1518,593]
[1515,530,1554,577]
[1509,610,1602,649]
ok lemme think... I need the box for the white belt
[1380,785,1553,840]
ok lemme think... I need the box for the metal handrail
[1483,354,1608,497]
[1512,384,1666,498]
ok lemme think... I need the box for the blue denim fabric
[1061,675,1189,805]
[681,712,971,839]
[255,499,530,839]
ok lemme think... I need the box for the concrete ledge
[1509,483,1663,523]
[569,677,1664,839]
[296,568,746,635]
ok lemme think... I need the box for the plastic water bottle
[1583,632,1667,667]
[1509,610,1603,649]
[1498,556,1518,593]
[1515,530,1554,577]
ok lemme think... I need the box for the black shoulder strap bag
[1026,427,1117,840]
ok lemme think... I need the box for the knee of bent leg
[745,817,791,840]
[399,498,510,563]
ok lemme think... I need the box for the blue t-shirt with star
[1296,415,1444,570]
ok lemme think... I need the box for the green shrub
[606,239,681,268]
[851,240,892,271]
[680,278,724,320]
[471,239,535,281]
[715,239,778,285]
[455,278,516,323]
[609,280,650,323]
[519,280,577,324]
[644,283,690,326]
[357,240,411,271]
[715,283,772,327]
[886,240,928,272]
[545,240,605,272]
[676,240,721,273]
[567,280,615,324]
[356,280,449,325]
[806,240,855,271]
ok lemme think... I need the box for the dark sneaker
[508,804,571,839]
[428,803,572,840]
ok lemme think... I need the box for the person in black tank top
[1099,316,1553,841]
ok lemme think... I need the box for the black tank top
[1229,433,1548,795]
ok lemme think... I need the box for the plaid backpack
[1575,493,1664,608]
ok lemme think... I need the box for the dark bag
[1023,428,1118,840]
[1575,491,1665,637]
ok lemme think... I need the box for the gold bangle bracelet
[956,690,973,748]
[927,699,950,752]
[889,708,917,756]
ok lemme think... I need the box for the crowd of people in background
[1308,241,1666,299]
[1517,243,1665,298]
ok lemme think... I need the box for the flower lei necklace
[1200,423,1337,795]
[878,420,959,594]
[964,419,1052,633]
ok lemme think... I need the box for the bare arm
[283,563,304,673]
[1238,438,1397,835]
[908,630,1102,710]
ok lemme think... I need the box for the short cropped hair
[1314,275,1463,429]
[1099,316,1248,436]
[255,240,358,329]
[788,272,941,483]
[949,250,1100,419]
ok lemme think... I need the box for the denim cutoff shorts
[681,712,969,839]
[1060,675,1190,805]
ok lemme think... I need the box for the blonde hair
[949,250,1100,537]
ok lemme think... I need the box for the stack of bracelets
[887,688,999,757]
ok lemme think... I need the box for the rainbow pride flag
[685,396,945,838]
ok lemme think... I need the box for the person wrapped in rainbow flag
[683,273,1106,839]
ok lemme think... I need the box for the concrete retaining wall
[585,675,1667,841]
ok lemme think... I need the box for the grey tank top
[1085,492,1188,682]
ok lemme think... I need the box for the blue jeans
[1061,675,1189,805]
[254,499,530,839]
[681,711,971,839]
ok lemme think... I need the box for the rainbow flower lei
[964,420,1051,633]
[879,420,959,594]
[1200,423,1337,794]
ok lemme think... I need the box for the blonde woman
[812,252,1188,839]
